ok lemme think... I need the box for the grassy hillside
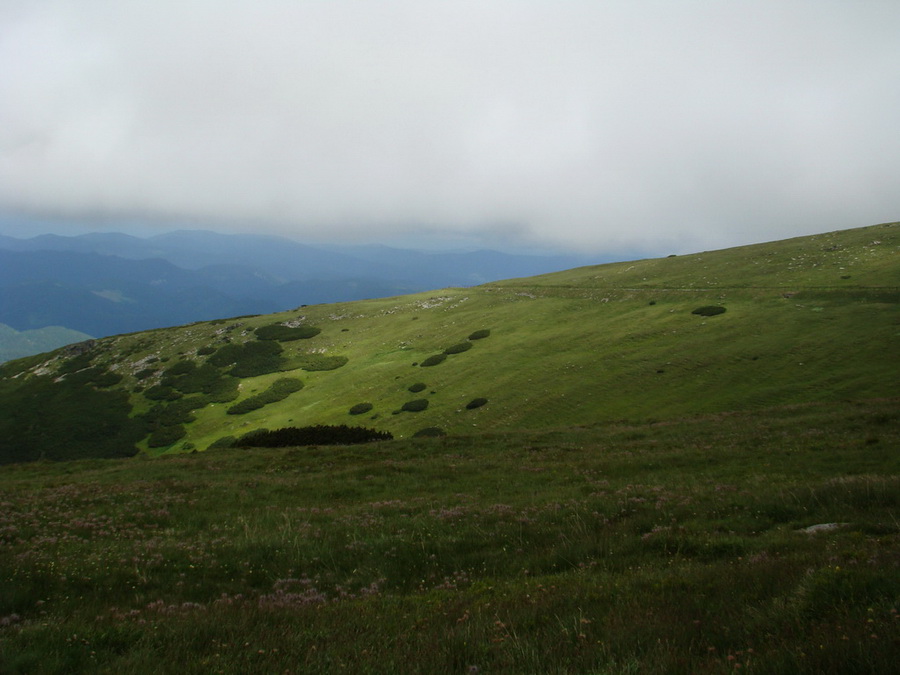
[0,399,897,673]
[1,221,896,462]
[0,222,897,673]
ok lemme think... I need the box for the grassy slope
[94,221,898,452]
[0,223,898,673]
[0,399,897,673]
[0,221,896,461]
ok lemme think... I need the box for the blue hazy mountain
[0,323,93,363]
[0,229,604,360]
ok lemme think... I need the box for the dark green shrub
[0,375,143,463]
[266,378,304,399]
[408,382,427,393]
[237,425,393,447]
[144,385,182,401]
[468,329,491,340]
[349,403,374,415]
[89,371,124,388]
[692,305,727,316]
[401,399,429,413]
[56,352,94,375]
[296,355,348,371]
[466,397,488,409]
[226,397,266,415]
[164,360,196,377]
[171,363,231,396]
[147,425,187,448]
[205,376,239,403]
[413,427,446,438]
[209,341,285,377]
[66,367,123,388]
[420,354,446,367]
[207,435,236,450]
[444,342,473,355]
[197,346,216,356]
[142,399,202,430]
[255,324,321,341]
[135,368,156,381]
[226,377,304,415]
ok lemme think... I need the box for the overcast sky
[1,1,899,254]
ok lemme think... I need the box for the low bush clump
[68,368,123,388]
[55,352,94,375]
[147,425,187,448]
[408,382,427,393]
[208,341,285,377]
[401,399,429,413]
[444,342,473,355]
[466,397,488,409]
[163,360,196,377]
[165,363,233,397]
[255,324,322,341]
[692,305,727,316]
[237,425,393,447]
[420,354,446,367]
[227,398,267,416]
[295,355,348,371]
[468,329,491,340]
[349,402,374,415]
[226,378,304,415]
[144,384,182,401]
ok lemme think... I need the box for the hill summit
[1,221,897,463]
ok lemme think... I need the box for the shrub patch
[294,355,348,371]
[466,397,489,410]
[349,402,374,415]
[408,382,427,393]
[401,399,429,413]
[468,329,491,340]
[237,425,393,447]
[255,324,322,341]
[208,341,285,377]
[226,378,304,415]
[420,354,446,367]
[444,342,473,355]
[692,306,727,317]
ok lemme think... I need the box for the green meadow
[0,222,897,672]
[1,400,898,673]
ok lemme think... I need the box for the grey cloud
[1,0,899,253]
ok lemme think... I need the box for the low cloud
[2,1,899,253]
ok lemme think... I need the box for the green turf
[0,399,897,673]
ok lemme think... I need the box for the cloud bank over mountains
[2,1,899,253]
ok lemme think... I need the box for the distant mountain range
[0,230,601,361]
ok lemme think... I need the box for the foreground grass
[1,399,898,673]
